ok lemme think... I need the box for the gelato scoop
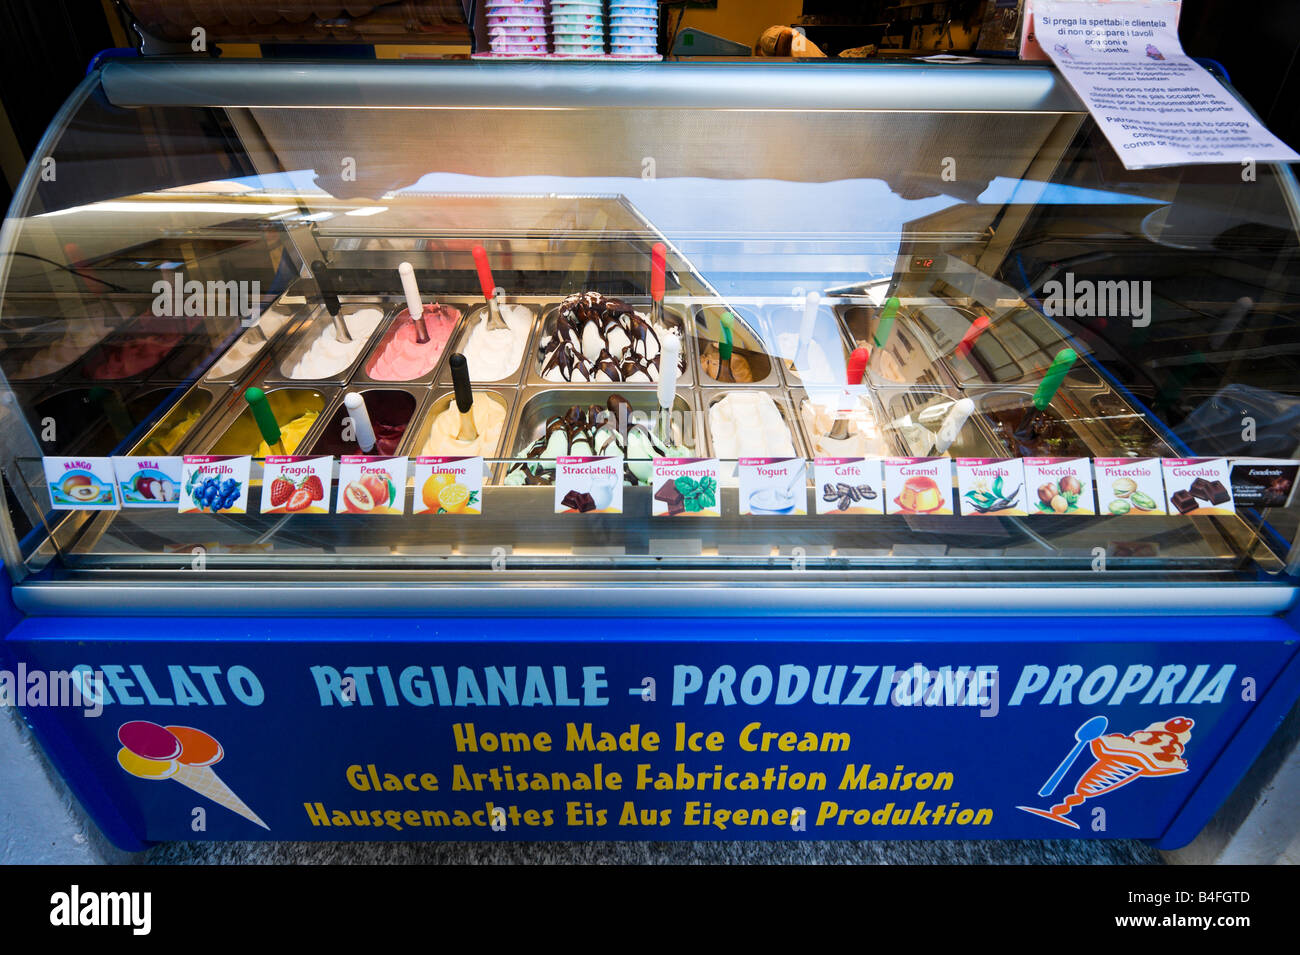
[699,343,755,383]
[365,304,459,381]
[708,391,796,460]
[256,410,318,457]
[422,393,508,458]
[310,390,414,457]
[538,292,683,383]
[457,304,532,381]
[288,308,384,379]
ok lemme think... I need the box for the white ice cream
[801,395,888,458]
[288,308,383,379]
[776,332,837,385]
[458,304,532,381]
[709,391,796,460]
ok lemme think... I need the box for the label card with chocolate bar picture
[1095,458,1167,516]
[555,456,623,514]
[652,458,719,517]
[814,458,884,515]
[738,458,807,516]
[413,456,483,516]
[1228,459,1299,509]
[956,458,1027,517]
[1161,458,1234,516]
[882,457,954,515]
[1023,457,1095,516]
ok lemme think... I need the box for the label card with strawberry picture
[179,456,252,514]
[112,456,182,509]
[956,458,1027,517]
[337,456,407,515]
[43,456,119,510]
[262,456,332,514]
[814,458,884,515]
[414,457,483,515]
[1023,458,1095,516]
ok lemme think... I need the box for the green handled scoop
[1016,348,1077,439]
[873,296,899,350]
[716,311,737,383]
[244,387,285,456]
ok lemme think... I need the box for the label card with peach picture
[956,458,1027,517]
[814,458,884,515]
[179,456,252,515]
[1161,458,1234,516]
[43,456,119,510]
[261,456,332,514]
[1095,457,1167,516]
[336,456,407,516]
[882,457,954,515]
[1023,458,1095,515]
[555,457,623,514]
[414,456,483,515]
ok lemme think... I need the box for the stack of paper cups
[551,0,604,56]
[609,0,658,56]
[486,0,549,55]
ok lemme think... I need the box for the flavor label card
[179,456,252,515]
[956,458,1027,517]
[1023,457,1095,516]
[652,458,719,517]
[1161,458,1234,516]
[814,458,884,515]
[1228,458,1299,509]
[883,457,954,515]
[1095,458,1166,516]
[261,456,332,515]
[112,456,181,509]
[413,456,483,516]
[43,457,119,511]
[336,456,407,516]
[738,458,807,516]
[555,456,623,514]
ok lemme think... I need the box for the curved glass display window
[1,60,1297,612]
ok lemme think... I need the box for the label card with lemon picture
[1095,457,1167,516]
[414,457,482,516]
[179,456,252,514]
[43,456,120,510]
[337,456,407,516]
[262,456,333,514]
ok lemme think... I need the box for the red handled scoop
[472,244,508,330]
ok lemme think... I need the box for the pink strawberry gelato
[365,304,459,381]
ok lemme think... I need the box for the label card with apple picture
[262,456,333,514]
[112,456,182,509]
[1161,458,1234,516]
[814,458,884,515]
[43,457,119,510]
[956,458,1027,517]
[1023,458,1095,515]
[882,457,954,515]
[555,457,623,514]
[1095,458,1167,516]
[337,456,407,515]
[414,457,483,515]
[179,455,252,514]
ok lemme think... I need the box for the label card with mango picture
[179,456,251,514]
[43,456,119,510]
[414,456,483,516]
[337,456,407,516]
[261,456,332,514]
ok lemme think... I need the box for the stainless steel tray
[529,299,694,388]
[305,384,432,459]
[264,301,393,385]
[436,301,541,389]
[350,299,472,388]
[694,304,778,388]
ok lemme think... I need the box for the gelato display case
[1,58,1299,848]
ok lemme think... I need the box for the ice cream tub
[439,302,539,387]
[878,386,1001,459]
[66,313,206,384]
[307,386,429,460]
[968,386,1104,460]
[0,305,127,383]
[938,306,1105,392]
[354,301,467,387]
[1085,388,1174,458]
[127,385,224,457]
[836,302,956,391]
[694,305,777,387]
[790,386,898,460]
[409,389,518,481]
[265,302,390,385]
[704,390,808,475]
[200,386,335,458]
[530,297,692,388]
[761,301,855,389]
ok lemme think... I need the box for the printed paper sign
[413,457,483,515]
[555,457,623,514]
[957,458,1027,517]
[180,456,252,514]
[112,456,181,509]
[883,457,954,515]
[652,458,719,517]
[44,457,119,510]
[1228,458,1299,509]
[1023,457,1095,515]
[814,458,884,515]
[1095,457,1166,516]
[261,456,332,514]
[1161,458,1234,515]
[336,456,407,515]
[1034,1,1300,169]
[738,458,807,516]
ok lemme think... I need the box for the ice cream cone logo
[1018,716,1194,830]
[117,721,269,830]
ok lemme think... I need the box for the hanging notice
[1033,1,1299,169]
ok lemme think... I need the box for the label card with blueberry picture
[814,458,883,515]
[43,457,120,511]
[1095,457,1167,516]
[1023,458,1095,515]
[337,456,407,515]
[651,458,719,517]
[112,456,182,509]
[414,456,483,516]
[262,456,333,515]
[956,458,1027,517]
[1161,458,1234,516]
[179,456,252,514]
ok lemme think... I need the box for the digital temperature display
[911,257,936,270]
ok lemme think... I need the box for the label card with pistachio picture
[1023,457,1095,516]
[956,458,1027,517]
[814,458,883,515]
[1095,457,1167,516]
